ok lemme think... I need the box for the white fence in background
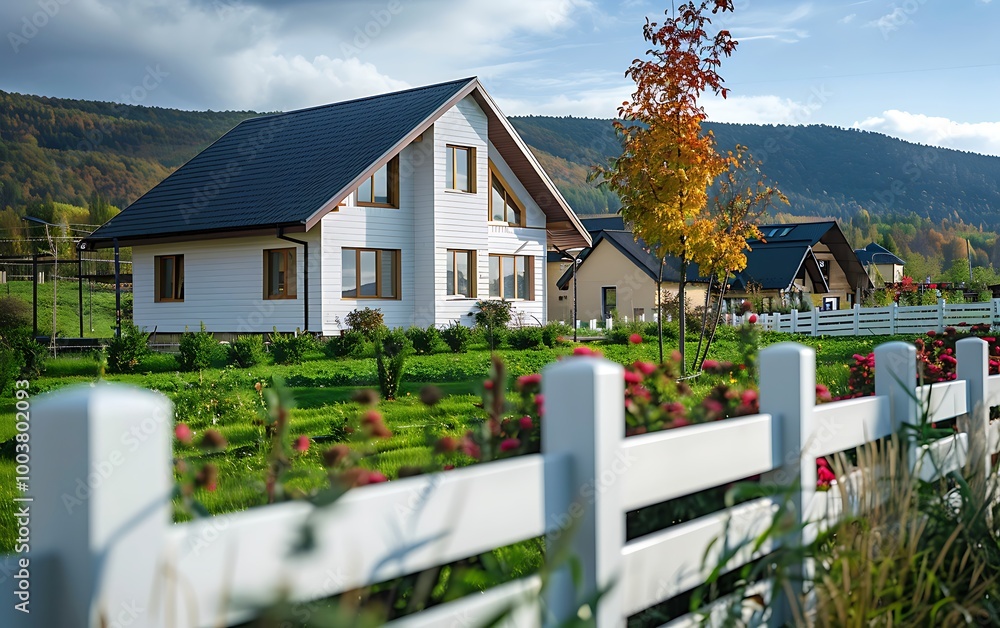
[3,339,1000,627]
[731,298,1000,337]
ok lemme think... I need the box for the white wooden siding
[132,233,321,334]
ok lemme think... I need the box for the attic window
[357,156,399,208]
[767,228,780,238]
[780,227,793,236]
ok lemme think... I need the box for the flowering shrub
[843,324,996,398]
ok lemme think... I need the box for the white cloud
[853,110,1000,156]
[702,94,821,125]
[839,13,856,24]
[496,85,630,118]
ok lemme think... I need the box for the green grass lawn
[1,279,121,338]
[0,328,905,554]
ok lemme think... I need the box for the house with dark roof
[854,242,905,285]
[729,221,873,311]
[546,215,710,323]
[547,217,872,321]
[82,78,590,335]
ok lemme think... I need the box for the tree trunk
[693,274,715,372]
[657,257,665,364]
[699,272,730,369]
[678,259,688,375]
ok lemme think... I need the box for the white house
[83,78,591,335]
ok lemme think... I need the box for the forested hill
[508,116,1000,228]
[3,89,1000,233]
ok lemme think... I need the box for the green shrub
[405,325,440,355]
[508,326,544,350]
[106,322,149,373]
[269,328,313,365]
[323,330,370,359]
[0,344,21,395]
[440,321,471,353]
[540,321,571,348]
[375,327,411,400]
[0,297,31,331]
[177,323,225,371]
[2,327,46,377]
[474,300,512,350]
[228,334,267,367]
[345,307,386,340]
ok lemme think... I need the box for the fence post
[759,342,816,623]
[811,307,819,337]
[10,384,173,628]
[875,341,918,433]
[853,304,860,335]
[791,309,799,334]
[938,298,946,332]
[606,318,613,331]
[542,357,624,626]
[957,337,990,480]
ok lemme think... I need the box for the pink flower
[629,333,643,344]
[671,417,690,428]
[500,438,521,452]
[748,314,758,324]
[362,410,383,426]
[815,384,832,403]
[519,416,533,430]
[703,399,724,415]
[702,359,721,372]
[517,373,542,388]
[534,394,544,406]
[174,423,193,445]
[294,435,310,452]
[366,471,388,484]
[624,371,643,385]
[633,361,657,376]
[573,346,597,356]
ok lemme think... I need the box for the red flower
[702,359,720,372]
[534,394,544,406]
[633,361,657,375]
[174,423,193,445]
[484,379,495,390]
[435,436,458,453]
[629,333,643,344]
[294,435,310,452]
[573,346,597,356]
[624,371,643,385]
[519,416,533,430]
[815,384,832,403]
[500,438,521,452]
[927,330,937,337]
[366,471,388,484]
[362,410,383,426]
[748,314,758,324]
[517,373,542,388]
[741,389,758,407]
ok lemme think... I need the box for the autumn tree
[691,146,787,371]
[603,0,737,368]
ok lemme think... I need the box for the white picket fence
[731,298,1000,337]
[3,338,1000,627]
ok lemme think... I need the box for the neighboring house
[728,221,873,311]
[82,78,590,335]
[855,242,905,285]
[547,215,708,323]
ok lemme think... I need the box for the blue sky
[1,0,998,154]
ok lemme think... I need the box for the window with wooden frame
[488,254,533,300]
[445,145,476,193]
[154,255,184,302]
[446,250,476,297]
[489,166,523,225]
[357,156,400,207]
[342,248,400,299]
[264,248,297,300]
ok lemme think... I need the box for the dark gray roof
[555,230,707,289]
[751,221,837,246]
[579,215,625,233]
[732,244,812,291]
[85,78,476,244]
[855,242,905,266]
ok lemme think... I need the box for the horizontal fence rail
[732,298,1000,337]
[4,337,1000,626]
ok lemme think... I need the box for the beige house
[854,242,905,286]
[727,221,873,311]
[547,216,708,323]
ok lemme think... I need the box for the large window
[489,168,522,225]
[446,145,476,192]
[342,248,400,299]
[357,156,399,207]
[154,255,184,302]
[446,250,476,297]
[488,255,532,300]
[264,248,297,300]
